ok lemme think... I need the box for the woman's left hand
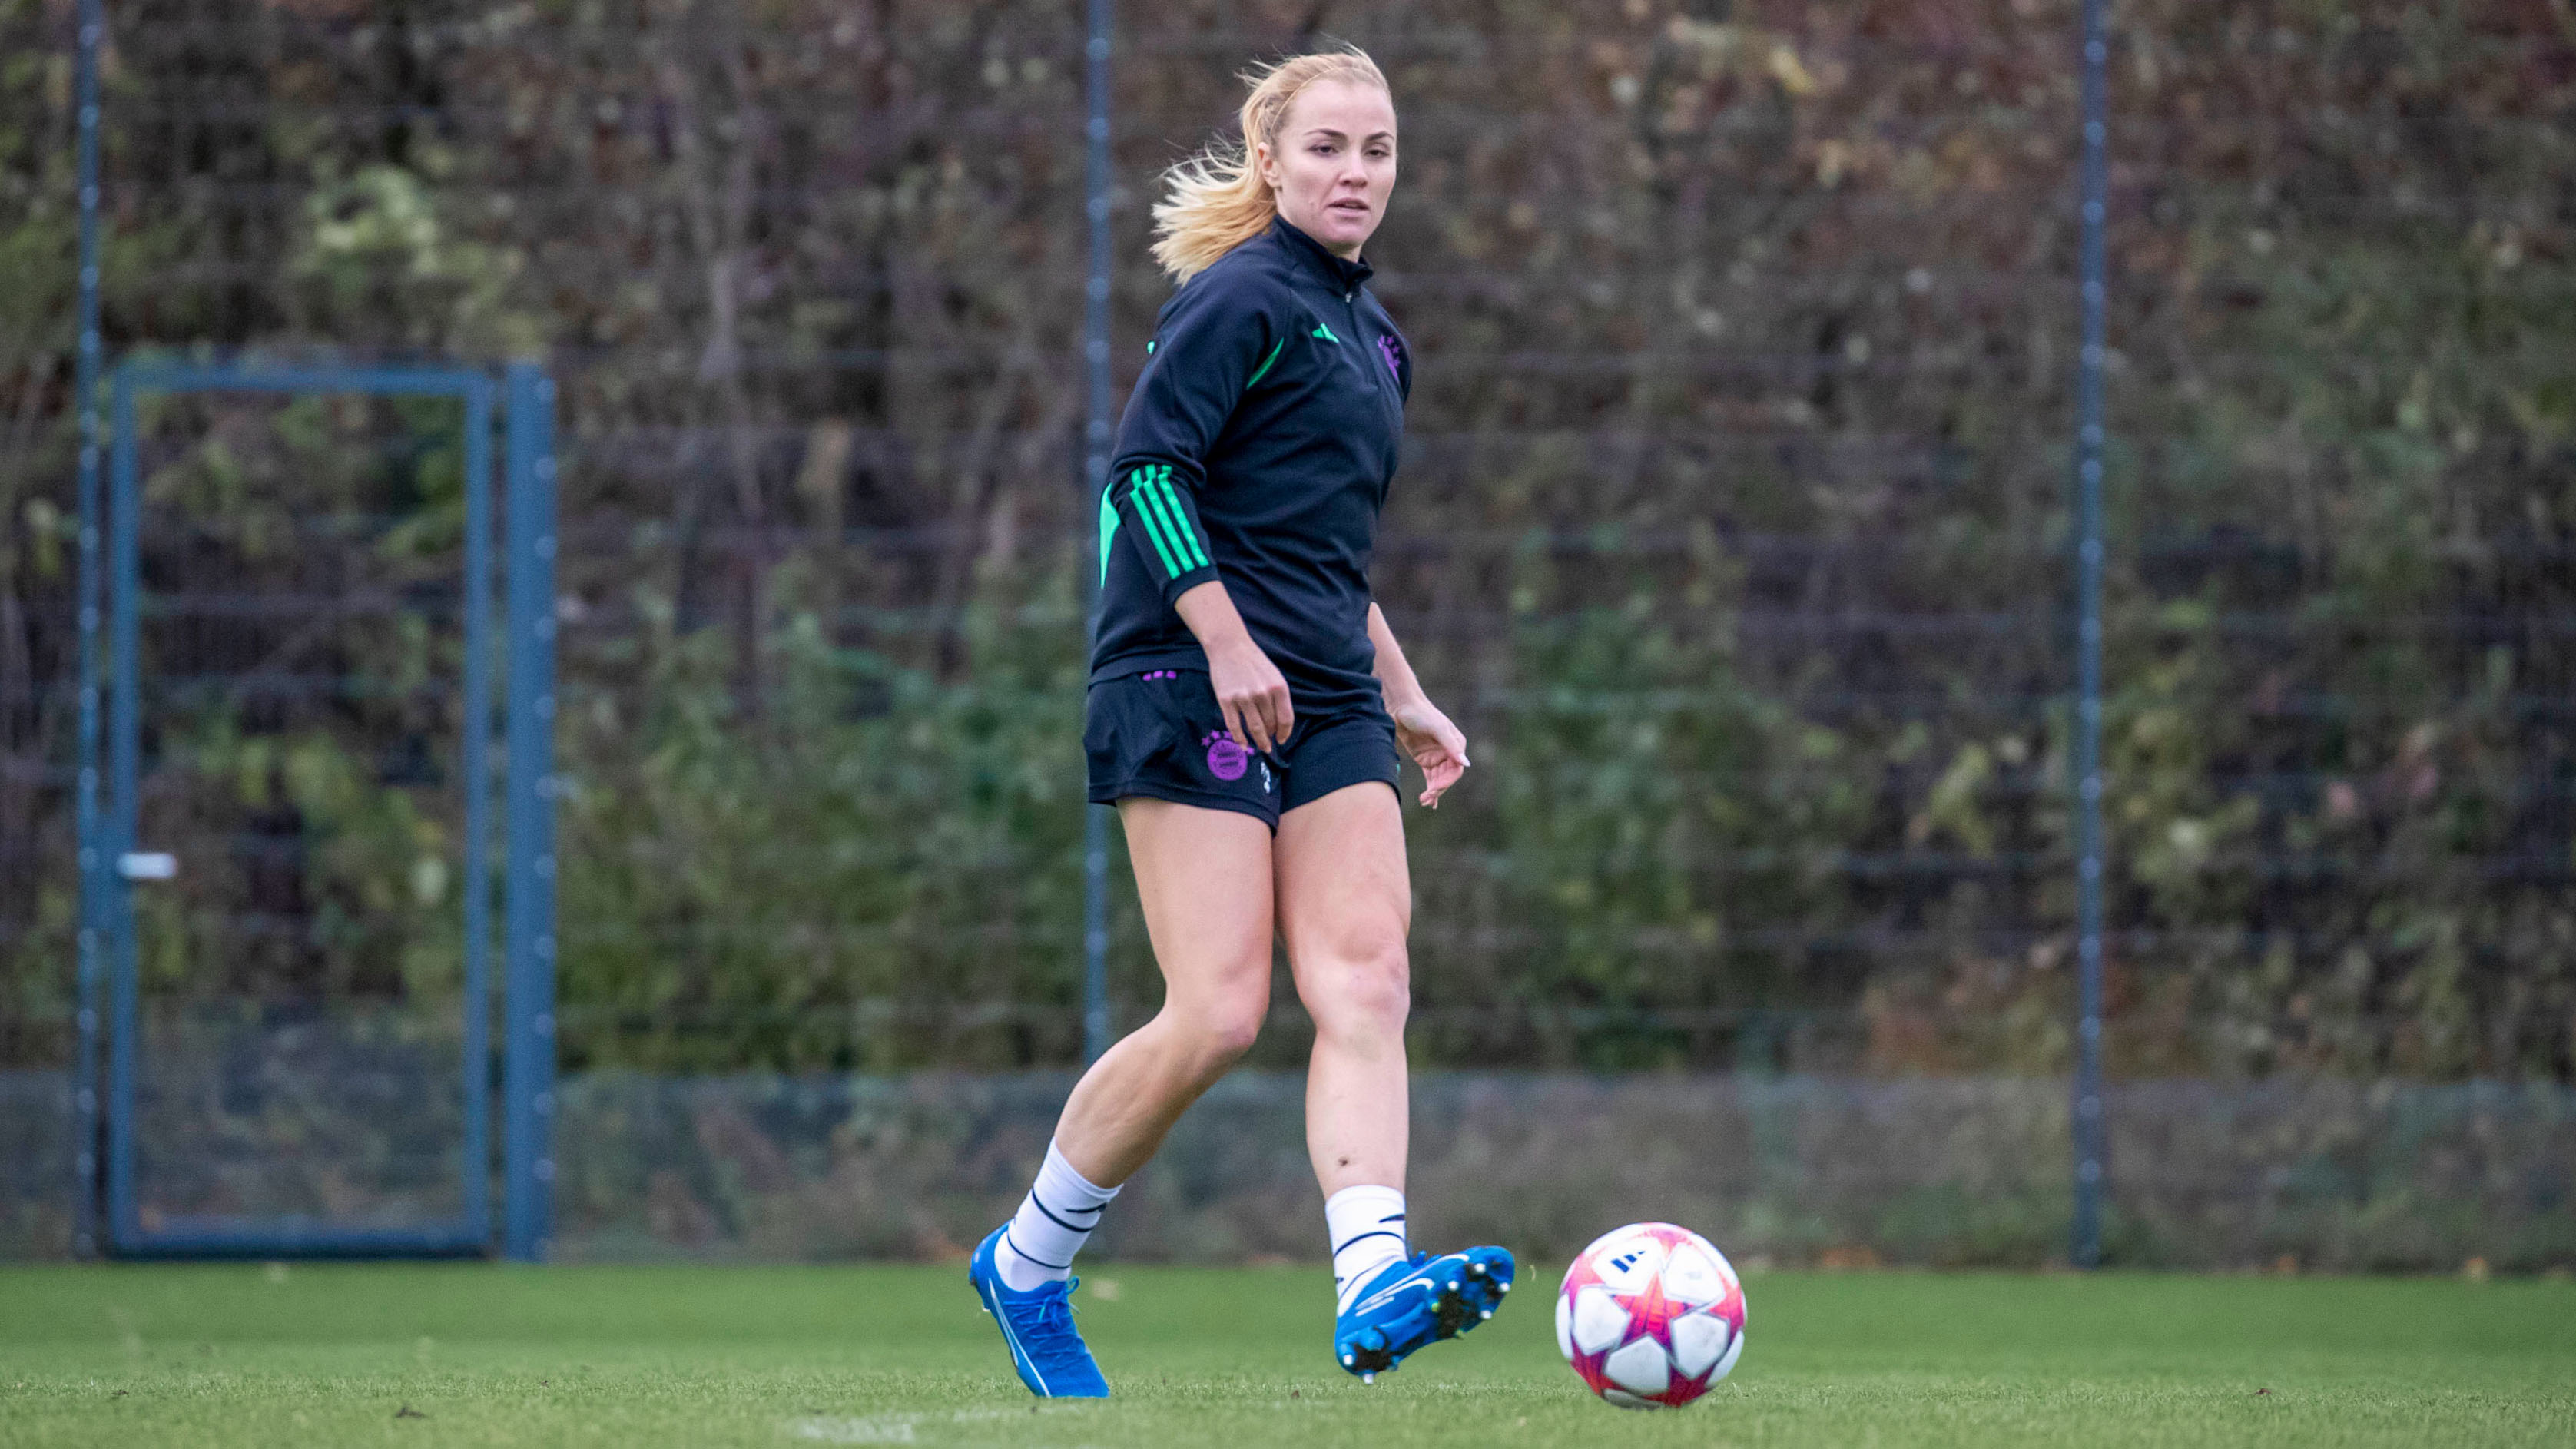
[1391,695,1470,808]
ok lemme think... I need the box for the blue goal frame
[82,361,558,1259]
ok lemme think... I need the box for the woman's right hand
[1207,634,1294,754]
[1172,579,1293,753]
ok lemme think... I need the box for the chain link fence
[2,0,2570,1261]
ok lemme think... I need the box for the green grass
[1,1264,2570,1447]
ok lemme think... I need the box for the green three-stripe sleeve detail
[1132,471,1200,580]
[1245,337,1285,388]
[1126,469,1184,576]
[1149,467,1210,569]
[1139,476,1198,578]
[1141,473,1203,579]
[1130,475,1185,577]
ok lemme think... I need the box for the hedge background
[1,0,2570,1079]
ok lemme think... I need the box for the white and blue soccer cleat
[1333,1245,1516,1382]
[968,1225,1110,1398]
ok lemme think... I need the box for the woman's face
[1258,78,1397,258]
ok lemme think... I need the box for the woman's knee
[1307,941,1411,1038]
[1167,981,1268,1070]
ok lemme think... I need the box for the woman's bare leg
[1051,797,1275,1186]
[1275,781,1412,1195]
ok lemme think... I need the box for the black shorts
[1084,670,1402,829]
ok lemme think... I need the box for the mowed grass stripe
[2,1265,2570,1448]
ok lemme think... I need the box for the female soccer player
[966,48,1513,1397]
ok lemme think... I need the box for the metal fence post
[459,377,496,1247]
[1079,0,1116,1064]
[102,367,139,1250]
[70,0,106,1262]
[503,363,559,1262]
[2070,0,2113,1270]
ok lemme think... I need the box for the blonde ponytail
[1150,47,1391,284]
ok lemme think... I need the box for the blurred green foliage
[0,0,2568,1078]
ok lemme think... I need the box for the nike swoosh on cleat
[1353,1277,1439,1316]
[978,1278,1053,1396]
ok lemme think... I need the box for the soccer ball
[1555,1222,1747,1409]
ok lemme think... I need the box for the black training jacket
[1091,217,1411,717]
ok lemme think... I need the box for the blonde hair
[1150,47,1391,284]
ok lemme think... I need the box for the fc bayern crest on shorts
[1202,731,1248,781]
[1198,731,1275,794]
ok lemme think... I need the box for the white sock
[996,1141,1119,1292]
[1326,1184,1409,1312]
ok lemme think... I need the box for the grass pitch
[1,1263,2569,1447]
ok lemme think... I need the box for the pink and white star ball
[1554,1222,1748,1409]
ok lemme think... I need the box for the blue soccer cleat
[968,1225,1110,1398]
[1333,1245,1516,1382]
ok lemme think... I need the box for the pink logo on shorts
[1202,732,1249,781]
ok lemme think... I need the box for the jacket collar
[1271,215,1374,292]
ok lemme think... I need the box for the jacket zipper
[1342,287,1399,506]
[1342,288,1380,398]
